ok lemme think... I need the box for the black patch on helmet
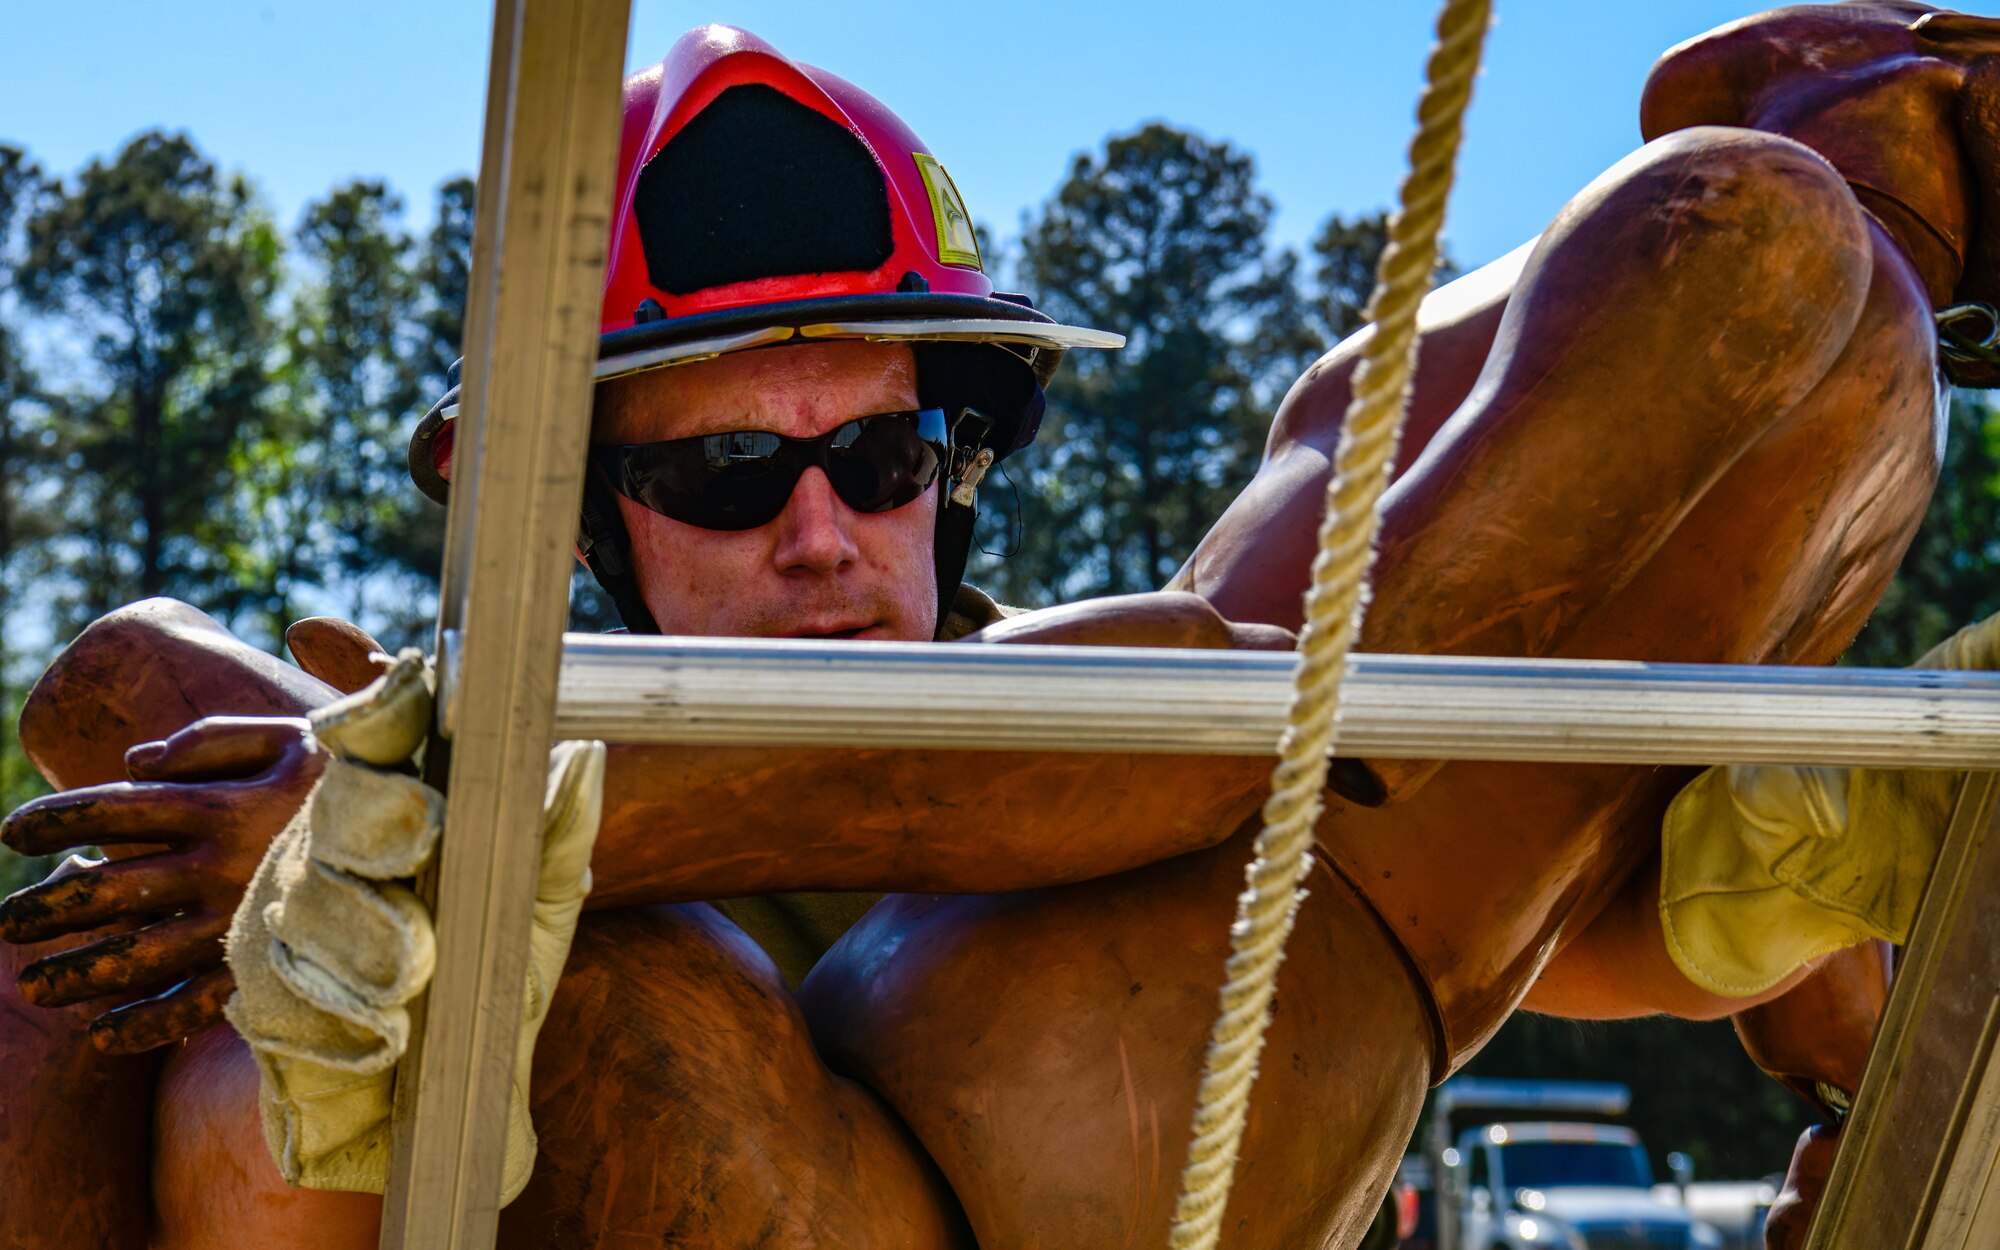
[633,83,894,295]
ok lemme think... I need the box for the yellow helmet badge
[913,152,982,270]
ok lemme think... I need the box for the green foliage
[1308,209,1459,343]
[249,178,455,648]
[16,131,280,636]
[1308,211,1392,342]
[0,146,479,895]
[1846,392,2000,666]
[971,132,1440,605]
[0,144,55,883]
[241,179,420,642]
[410,177,474,395]
[362,177,472,650]
[984,124,1320,603]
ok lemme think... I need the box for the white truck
[1423,1078,1737,1250]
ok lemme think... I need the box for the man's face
[592,340,939,640]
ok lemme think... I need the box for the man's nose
[771,467,861,576]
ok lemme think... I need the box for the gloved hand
[1660,612,2000,997]
[223,649,604,1203]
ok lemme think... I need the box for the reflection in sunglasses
[594,408,950,532]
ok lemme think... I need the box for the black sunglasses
[592,408,949,532]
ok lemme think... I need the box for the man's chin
[692,603,933,642]
[763,621,892,641]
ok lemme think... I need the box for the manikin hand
[965,589,1296,652]
[0,716,327,1052]
[1764,1124,1839,1250]
[0,618,391,1053]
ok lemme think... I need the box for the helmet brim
[596,291,1121,386]
[409,292,1121,506]
[596,317,1122,384]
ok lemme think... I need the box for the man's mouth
[782,624,874,640]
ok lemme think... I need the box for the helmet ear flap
[914,342,1047,460]
[915,341,1045,637]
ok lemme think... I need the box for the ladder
[385,0,2000,1245]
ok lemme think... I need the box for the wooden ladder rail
[1807,770,2000,1248]
[376,1,629,1245]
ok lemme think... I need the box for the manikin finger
[310,651,434,767]
[0,852,200,944]
[16,910,229,1008]
[287,617,395,696]
[124,716,314,783]
[0,785,225,857]
[1228,621,1299,652]
[89,965,234,1055]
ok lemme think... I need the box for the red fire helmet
[410,23,1122,505]
[599,24,1122,376]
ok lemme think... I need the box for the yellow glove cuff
[1660,765,1874,997]
[1660,760,1956,997]
[1657,610,2000,998]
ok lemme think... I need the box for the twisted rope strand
[1166,3,1492,1246]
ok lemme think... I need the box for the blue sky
[13,1,1982,274]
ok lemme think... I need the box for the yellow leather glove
[1660,613,2000,997]
[223,650,604,1203]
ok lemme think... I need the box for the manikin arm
[1522,851,1884,1092]
[0,600,338,1250]
[586,592,1289,907]
[1,592,1292,1037]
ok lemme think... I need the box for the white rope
[1166,3,1493,1246]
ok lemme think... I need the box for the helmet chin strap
[931,486,979,640]
[930,424,996,635]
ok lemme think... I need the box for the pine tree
[16,131,281,637]
[984,124,1315,603]
[0,145,59,857]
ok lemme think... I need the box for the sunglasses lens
[598,408,949,531]
[605,431,798,531]
[825,414,942,514]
